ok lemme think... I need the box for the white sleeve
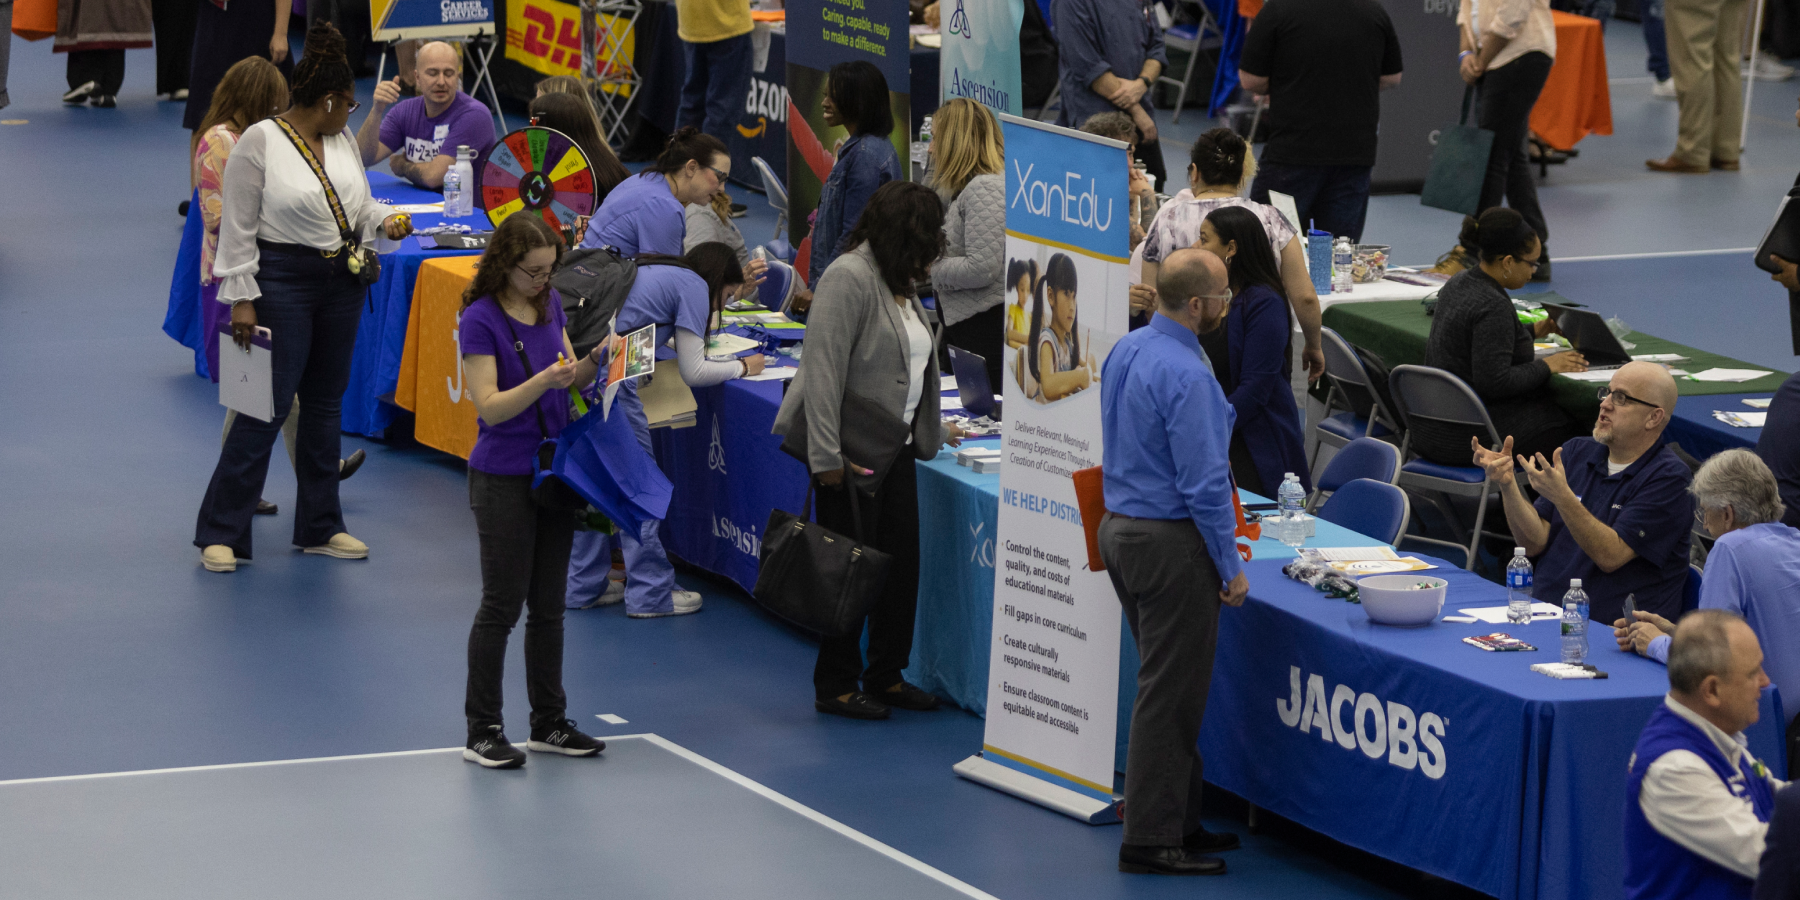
[347,130,396,241]
[674,328,744,387]
[1640,750,1771,878]
[214,124,270,303]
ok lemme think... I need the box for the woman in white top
[1137,128,1324,382]
[195,23,412,573]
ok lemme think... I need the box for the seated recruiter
[1615,450,1800,741]
[1758,783,1800,900]
[354,41,497,190]
[1624,610,1786,900]
[1755,370,1800,530]
[1473,362,1695,625]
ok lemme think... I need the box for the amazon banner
[784,0,911,259]
[726,44,789,197]
[501,0,634,94]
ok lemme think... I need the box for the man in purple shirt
[354,41,496,190]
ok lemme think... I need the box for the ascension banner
[937,0,1024,117]
[954,116,1133,824]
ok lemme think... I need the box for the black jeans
[813,457,921,699]
[1476,52,1553,249]
[151,0,195,94]
[942,302,1005,392]
[67,49,125,95]
[194,245,363,557]
[465,470,575,734]
[1250,163,1374,242]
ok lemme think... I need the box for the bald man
[355,41,497,190]
[1099,248,1245,877]
[1474,361,1695,623]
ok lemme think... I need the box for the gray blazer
[774,243,943,474]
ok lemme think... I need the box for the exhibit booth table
[1530,11,1614,152]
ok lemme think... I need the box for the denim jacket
[808,133,902,286]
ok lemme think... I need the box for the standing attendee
[1645,0,1677,97]
[1051,0,1169,190]
[928,98,1006,388]
[808,60,902,288]
[183,0,292,131]
[304,0,370,78]
[195,23,414,573]
[773,182,956,720]
[1237,0,1402,243]
[1623,610,1785,899]
[1,0,12,110]
[1195,206,1309,497]
[1755,370,1800,529]
[1078,111,1159,253]
[1650,0,1748,172]
[673,0,753,145]
[56,0,153,107]
[151,0,195,101]
[1137,129,1325,383]
[356,41,497,190]
[1453,0,1557,280]
[458,212,607,770]
[528,92,630,203]
[1099,248,1245,877]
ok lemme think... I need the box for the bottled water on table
[1332,237,1354,293]
[1560,578,1590,664]
[1277,473,1306,548]
[1506,547,1533,624]
[450,145,476,218]
[442,166,463,219]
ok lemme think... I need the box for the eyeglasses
[705,164,728,183]
[1511,255,1544,273]
[331,94,361,114]
[1596,386,1658,409]
[514,264,553,284]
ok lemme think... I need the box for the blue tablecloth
[1668,391,1770,460]
[162,172,481,436]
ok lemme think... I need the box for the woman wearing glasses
[195,24,413,573]
[1414,207,1587,466]
[580,126,729,257]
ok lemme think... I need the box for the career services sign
[371,0,495,41]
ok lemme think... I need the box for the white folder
[218,324,274,422]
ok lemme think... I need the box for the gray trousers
[1098,513,1224,847]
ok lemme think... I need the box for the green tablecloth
[1321,299,1790,424]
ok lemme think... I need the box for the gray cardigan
[930,173,1006,327]
[683,202,752,268]
[774,243,943,474]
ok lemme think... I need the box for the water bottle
[1332,236,1354,294]
[1506,548,1533,625]
[1277,473,1306,548]
[448,145,476,218]
[442,165,463,219]
[911,116,933,167]
[1306,230,1333,296]
[1560,579,1590,664]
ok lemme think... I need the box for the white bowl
[1357,574,1448,626]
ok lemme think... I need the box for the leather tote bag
[1420,87,1494,217]
[754,483,892,637]
[778,389,911,496]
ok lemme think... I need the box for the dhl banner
[370,0,496,41]
[504,0,635,93]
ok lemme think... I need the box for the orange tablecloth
[394,256,480,460]
[1530,11,1614,151]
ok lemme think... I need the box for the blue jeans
[1250,163,1374,242]
[565,380,677,615]
[194,245,363,557]
[1644,0,1671,81]
[676,33,752,146]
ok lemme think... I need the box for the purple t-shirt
[459,293,572,476]
[378,93,498,165]
[614,265,711,348]
[581,171,685,256]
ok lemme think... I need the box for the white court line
[1554,247,1755,263]
[596,713,629,725]
[0,746,461,786]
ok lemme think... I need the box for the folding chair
[1387,364,1507,570]
[1317,479,1411,547]
[1310,327,1400,471]
[1307,437,1400,512]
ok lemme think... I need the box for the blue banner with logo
[938,0,1023,117]
[371,0,495,40]
[1001,116,1130,266]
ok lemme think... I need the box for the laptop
[949,346,1001,421]
[1539,302,1633,369]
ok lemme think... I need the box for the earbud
[327,100,334,113]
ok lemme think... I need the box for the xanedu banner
[371,0,495,41]
[953,115,1132,824]
[938,0,1023,117]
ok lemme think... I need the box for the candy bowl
[1356,574,1447,626]
[1352,244,1390,283]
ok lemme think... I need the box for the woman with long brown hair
[527,91,629,202]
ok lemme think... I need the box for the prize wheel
[475,126,598,233]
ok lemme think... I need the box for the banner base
[953,755,1120,825]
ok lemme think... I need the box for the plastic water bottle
[448,145,476,218]
[1332,237,1354,293]
[443,166,463,219]
[911,116,933,167]
[1560,579,1590,664]
[1277,473,1306,548]
[1506,548,1534,625]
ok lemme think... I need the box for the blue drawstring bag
[540,398,672,538]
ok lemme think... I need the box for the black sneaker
[729,202,748,218]
[464,725,526,768]
[62,81,97,104]
[876,680,941,711]
[527,718,605,756]
[91,94,117,108]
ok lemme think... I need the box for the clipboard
[218,324,274,422]
[1754,194,1800,273]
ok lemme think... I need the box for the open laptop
[1539,302,1633,369]
[949,346,1001,421]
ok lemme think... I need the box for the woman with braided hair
[194,23,413,574]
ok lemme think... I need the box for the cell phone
[1621,593,1637,623]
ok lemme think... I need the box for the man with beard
[1473,361,1694,623]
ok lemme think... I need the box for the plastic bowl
[1357,574,1448,626]
[1352,244,1390,283]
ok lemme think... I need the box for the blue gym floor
[0,20,1792,898]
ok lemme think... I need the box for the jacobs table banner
[371,0,496,41]
[937,0,1023,117]
[502,0,636,90]
[953,116,1133,824]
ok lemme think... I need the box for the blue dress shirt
[1050,0,1168,129]
[1100,312,1241,583]
[1532,437,1694,624]
[1646,522,1800,728]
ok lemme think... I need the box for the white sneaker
[1745,56,1796,81]
[1652,77,1677,98]
[575,573,626,609]
[301,533,369,559]
[627,589,703,618]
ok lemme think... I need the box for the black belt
[256,239,345,258]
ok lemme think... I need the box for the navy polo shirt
[1531,437,1694,624]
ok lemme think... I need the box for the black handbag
[273,117,383,286]
[777,389,911,496]
[491,298,589,512]
[753,482,892,637]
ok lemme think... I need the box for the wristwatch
[1139,75,1154,89]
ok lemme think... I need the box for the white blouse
[900,307,932,427]
[212,119,396,303]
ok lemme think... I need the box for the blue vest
[1623,704,1778,900]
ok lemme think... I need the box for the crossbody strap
[488,297,551,442]
[272,118,358,249]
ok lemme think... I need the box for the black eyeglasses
[514,264,553,284]
[1597,386,1657,409]
[1511,255,1544,273]
[705,164,728,183]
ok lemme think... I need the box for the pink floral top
[194,124,239,286]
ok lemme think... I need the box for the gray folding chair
[1310,328,1401,472]
[1387,364,1507,570]
[751,156,788,244]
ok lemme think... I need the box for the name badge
[434,124,450,141]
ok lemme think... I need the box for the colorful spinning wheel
[475,126,598,232]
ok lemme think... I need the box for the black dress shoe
[815,692,891,720]
[63,80,97,103]
[876,680,940,711]
[1183,826,1241,853]
[90,94,117,108]
[1118,844,1226,875]
[338,449,366,481]
[255,499,279,516]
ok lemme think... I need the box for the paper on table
[742,367,797,382]
[940,374,960,391]
[1303,546,1400,562]
[1713,410,1768,427]
[1559,370,1617,382]
[218,325,274,422]
[704,332,763,358]
[1744,398,1773,409]
[390,202,444,213]
[1688,368,1775,382]
[1457,602,1564,624]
